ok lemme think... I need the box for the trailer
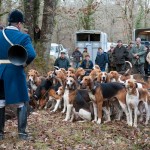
[75,30,108,64]
[132,28,150,46]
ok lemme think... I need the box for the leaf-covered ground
[0,110,150,150]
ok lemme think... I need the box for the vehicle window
[59,45,63,51]
[90,34,100,41]
[56,46,59,52]
[77,33,89,41]
[51,46,56,52]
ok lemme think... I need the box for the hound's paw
[44,107,47,110]
[128,122,132,126]
[50,110,56,113]
[92,120,97,123]
[115,118,121,121]
[133,124,137,128]
[97,118,101,124]
[61,110,66,114]
[145,121,148,125]
[62,119,69,122]
[104,120,111,124]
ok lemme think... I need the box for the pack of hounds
[27,62,150,128]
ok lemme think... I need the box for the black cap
[61,51,66,54]
[8,9,25,23]
[117,40,122,43]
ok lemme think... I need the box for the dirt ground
[0,109,150,150]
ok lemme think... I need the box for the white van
[50,43,69,59]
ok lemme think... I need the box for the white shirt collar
[5,26,19,31]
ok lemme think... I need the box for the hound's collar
[88,85,97,94]
[92,85,97,91]
[5,26,19,31]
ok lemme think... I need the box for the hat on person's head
[117,40,122,43]
[8,9,25,23]
[60,51,66,54]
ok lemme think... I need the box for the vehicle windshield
[51,46,57,52]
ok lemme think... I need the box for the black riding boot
[0,107,5,140]
[17,105,28,140]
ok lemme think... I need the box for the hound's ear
[96,74,100,82]
[93,76,97,81]
[72,75,77,81]
[35,71,39,76]
[106,74,110,83]
[72,81,77,90]
[135,82,138,88]
[89,77,94,90]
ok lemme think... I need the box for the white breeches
[0,99,24,108]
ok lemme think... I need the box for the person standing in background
[112,40,129,73]
[107,44,116,72]
[80,54,93,75]
[54,51,70,70]
[82,47,89,60]
[72,47,82,68]
[34,25,41,42]
[126,42,134,62]
[145,46,150,75]
[131,38,146,75]
[95,47,108,71]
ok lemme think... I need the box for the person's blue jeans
[73,61,80,69]
[100,67,105,72]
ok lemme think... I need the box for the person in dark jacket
[80,54,93,69]
[126,42,134,62]
[80,54,93,75]
[72,47,82,68]
[34,25,41,42]
[54,51,70,70]
[107,44,116,72]
[112,40,129,73]
[0,10,36,140]
[95,47,108,71]
[144,46,150,75]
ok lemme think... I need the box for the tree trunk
[41,0,58,68]
[23,0,40,39]
[33,0,40,27]
[23,0,34,39]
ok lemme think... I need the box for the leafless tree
[40,0,59,65]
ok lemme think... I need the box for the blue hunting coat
[0,26,36,104]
